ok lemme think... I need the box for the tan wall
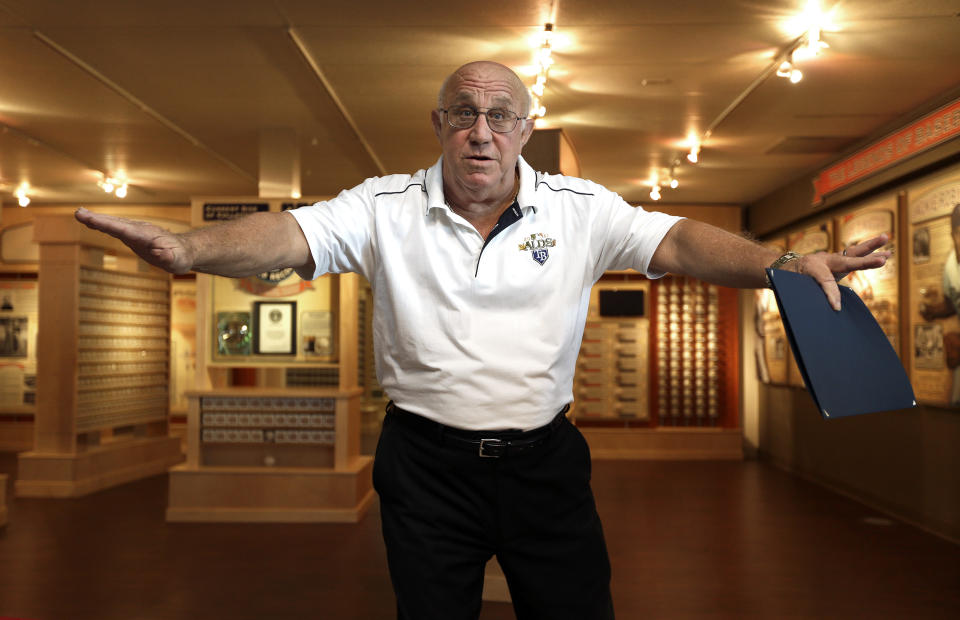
[758,385,960,541]
[652,204,743,234]
[747,152,960,542]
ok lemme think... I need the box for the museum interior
[0,1,958,619]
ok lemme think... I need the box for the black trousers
[373,406,615,620]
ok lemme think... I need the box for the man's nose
[468,113,493,142]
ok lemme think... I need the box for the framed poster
[755,238,788,385]
[785,222,834,387]
[837,200,898,352]
[253,301,296,355]
[907,169,960,407]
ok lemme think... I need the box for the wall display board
[17,216,182,498]
[0,279,37,408]
[754,239,789,385]
[907,170,960,407]
[210,262,336,365]
[785,222,834,387]
[836,197,899,352]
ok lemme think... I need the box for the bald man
[77,61,889,620]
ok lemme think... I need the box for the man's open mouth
[466,155,495,161]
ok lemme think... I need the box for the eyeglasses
[440,105,525,133]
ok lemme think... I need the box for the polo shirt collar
[425,155,538,216]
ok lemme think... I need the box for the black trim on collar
[374,183,426,198]
[534,178,594,197]
[475,201,524,277]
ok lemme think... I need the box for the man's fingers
[841,233,889,258]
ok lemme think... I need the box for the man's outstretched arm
[649,219,890,310]
[74,207,314,278]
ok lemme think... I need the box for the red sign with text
[812,99,960,204]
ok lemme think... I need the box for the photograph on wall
[0,280,38,408]
[785,222,834,387]
[908,170,960,407]
[0,317,28,357]
[253,301,297,355]
[301,310,335,359]
[216,311,252,356]
[837,200,899,352]
[755,239,789,385]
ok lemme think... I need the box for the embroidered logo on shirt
[518,233,557,266]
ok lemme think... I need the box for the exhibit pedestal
[167,457,373,523]
[167,386,372,523]
[16,216,181,498]
[16,436,182,498]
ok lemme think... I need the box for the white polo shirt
[290,155,682,430]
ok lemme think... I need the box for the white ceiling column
[258,127,301,199]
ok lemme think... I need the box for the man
[77,61,889,620]
[919,204,960,403]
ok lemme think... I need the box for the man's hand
[75,207,194,274]
[787,234,891,311]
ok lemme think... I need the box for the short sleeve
[288,180,377,281]
[591,188,684,280]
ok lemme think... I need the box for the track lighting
[15,183,30,207]
[98,174,129,198]
[528,22,555,120]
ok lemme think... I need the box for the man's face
[431,63,534,198]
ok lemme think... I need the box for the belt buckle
[479,438,506,458]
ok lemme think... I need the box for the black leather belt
[385,402,570,458]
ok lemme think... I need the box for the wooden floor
[1,452,958,620]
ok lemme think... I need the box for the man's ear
[519,118,535,147]
[431,109,443,142]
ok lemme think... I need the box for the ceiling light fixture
[14,183,30,207]
[687,143,700,164]
[98,174,129,198]
[649,185,662,201]
[528,22,554,120]
[776,59,803,83]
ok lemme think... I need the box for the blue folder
[766,268,917,419]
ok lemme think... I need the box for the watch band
[765,251,802,288]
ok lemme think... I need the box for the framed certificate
[253,301,296,355]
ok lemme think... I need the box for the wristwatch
[765,251,802,288]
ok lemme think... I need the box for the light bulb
[669,178,679,189]
[790,69,803,83]
[650,185,662,201]
[687,145,700,164]
[102,182,114,193]
[115,184,128,198]
[17,194,29,207]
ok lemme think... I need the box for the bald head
[437,61,532,117]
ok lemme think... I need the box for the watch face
[256,267,295,283]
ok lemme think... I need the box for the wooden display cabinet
[573,274,742,460]
[16,216,183,497]
[166,198,373,523]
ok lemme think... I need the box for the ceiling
[0,0,958,209]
